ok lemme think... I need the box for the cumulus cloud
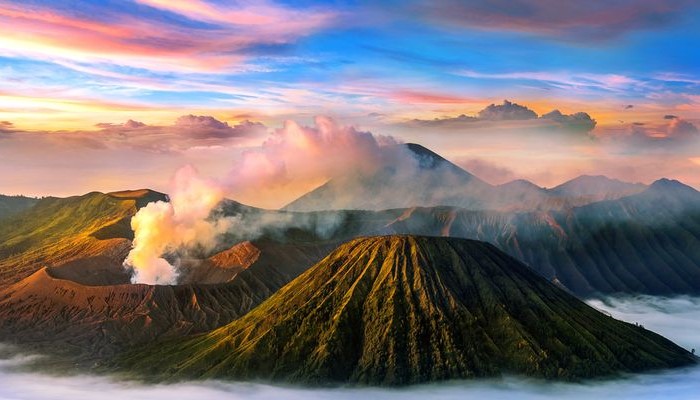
[3,115,267,153]
[404,101,596,134]
[172,115,267,140]
[415,0,699,41]
[540,110,597,133]
[667,118,699,139]
[478,100,538,121]
[405,114,477,128]
[404,100,537,127]
[601,116,700,152]
[629,117,698,144]
[224,116,398,205]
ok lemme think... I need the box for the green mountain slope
[382,179,700,295]
[0,189,167,287]
[119,236,695,385]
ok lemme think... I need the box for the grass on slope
[0,190,163,287]
[118,236,695,386]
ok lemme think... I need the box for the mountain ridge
[117,235,696,385]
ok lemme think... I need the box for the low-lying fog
[2,296,699,400]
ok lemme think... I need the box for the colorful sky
[1,0,699,205]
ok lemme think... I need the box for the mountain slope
[0,189,167,288]
[0,238,335,363]
[284,144,648,212]
[549,175,646,200]
[284,143,496,211]
[0,194,38,220]
[382,180,700,295]
[120,236,695,385]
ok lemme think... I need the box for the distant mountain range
[284,143,647,212]
[117,236,695,384]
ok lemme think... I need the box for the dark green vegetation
[0,194,38,220]
[119,236,695,385]
[379,179,700,296]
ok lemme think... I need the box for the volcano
[119,236,695,385]
[283,143,648,212]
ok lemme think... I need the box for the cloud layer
[416,0,698,41]
[406,100,597,134]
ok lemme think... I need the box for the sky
[0,0,699,205]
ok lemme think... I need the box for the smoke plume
[124,166,231,284]
[124,117,394,284]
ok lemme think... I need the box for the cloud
[95,119,147,130]
[405,100,537,127]
[0,115,267,153]
[602,116,700,151]
[0,1,337,73]
[172,115,267,140]
[124,117,401,282]
[404,100,596,133]
[225,116,399,206]
[478,100,538,121]
[415,0,699,41]
[540,110,597,133]
[125,165,231,285]
[0,121,15,136]
[668,118,699,138]
[455,158,516,184]
[456,70,640,93]
[390,90,479,104]
[406,114,477,128]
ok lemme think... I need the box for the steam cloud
[124,117,394,284]
[2,295,699,399]
[124,166,231,284]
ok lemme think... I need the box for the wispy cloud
[456,70,641,93]
[0,1,336,74]
[415,0,699,41]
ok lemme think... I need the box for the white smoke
[124,165,232,285]
[124,117,391,284]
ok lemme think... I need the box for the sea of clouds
[1,295,699,400]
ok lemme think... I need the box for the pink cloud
[390,90,479,104]
[0,1,337,73]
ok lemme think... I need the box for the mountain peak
[648,178,698,193]
[120,235,695,385]
[550,175,646,198]
[283,144,491,212]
